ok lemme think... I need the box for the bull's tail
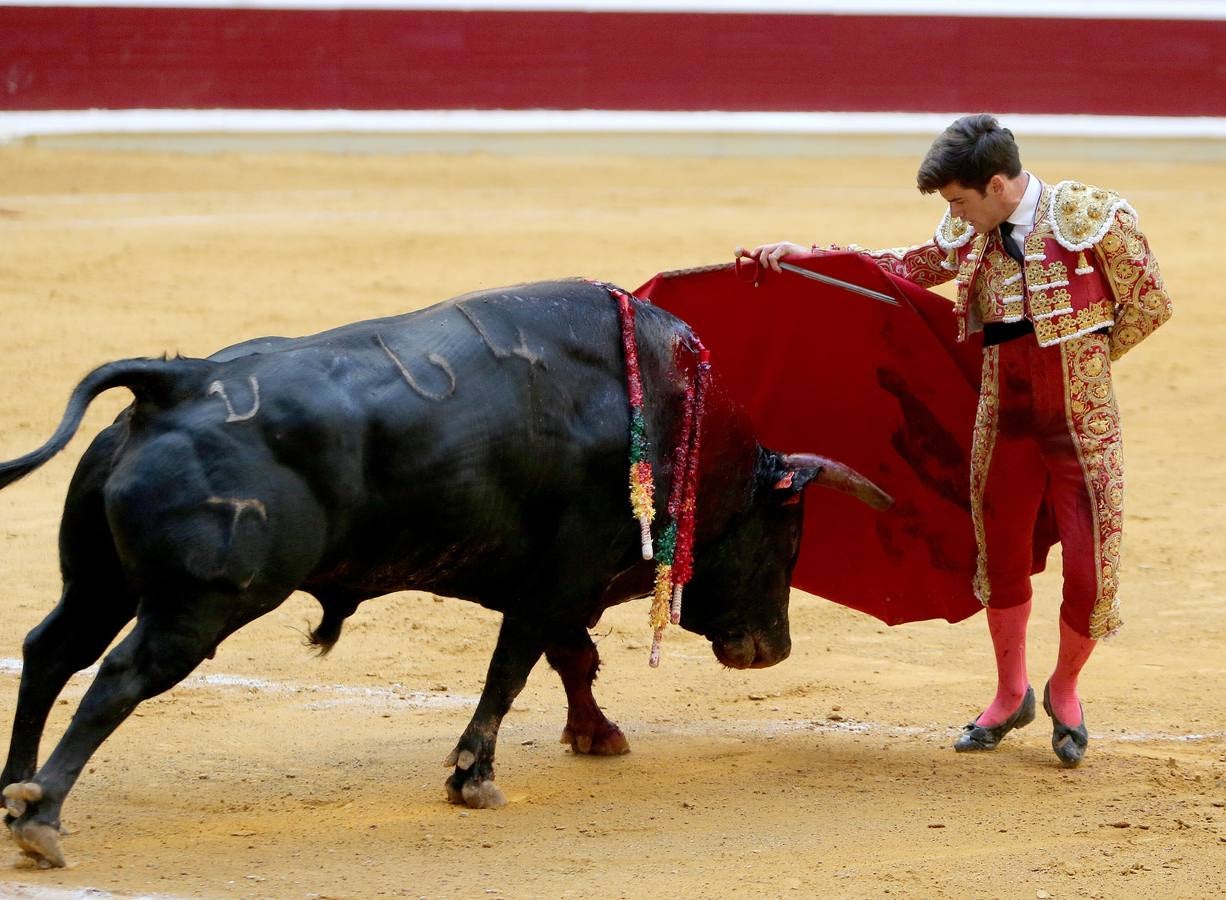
[0,357,211,491]
[306,595,362,656]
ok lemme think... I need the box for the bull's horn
[781,453,893,511]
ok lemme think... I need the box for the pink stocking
[1048,615,1096,725]
[976,600,1032,727]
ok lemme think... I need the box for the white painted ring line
[0,659,1219,744]
[0,658,475,710]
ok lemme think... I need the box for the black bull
[0,280,889,867]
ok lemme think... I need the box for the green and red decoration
[615,288,657,561]
[605,282,709,668]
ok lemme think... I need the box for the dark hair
[916,114,1022,195]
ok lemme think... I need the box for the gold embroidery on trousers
[1061,335,1124,639]
[970,347,1001,606]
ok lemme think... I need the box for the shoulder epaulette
[1048,180,1136,252]
[935,209,975,251]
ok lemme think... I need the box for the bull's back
[204,281,690,598]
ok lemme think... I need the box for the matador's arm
[847,239,957,290]
[1092,207,1173,360]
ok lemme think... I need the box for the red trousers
[970,331,1124,639]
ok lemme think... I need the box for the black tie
[999,221,1025,265]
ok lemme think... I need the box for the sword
[777,261,900,306]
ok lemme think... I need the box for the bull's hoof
[444,773,506,809]
[445,776,465,806]
[442,741,505,808]
[10,821,65,869]
[561,724,631,756]
[4,783,66,869]
[461,779,506,809]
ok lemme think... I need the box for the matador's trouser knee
[970,331,1124,639]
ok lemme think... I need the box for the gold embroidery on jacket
[1026,259,1069,291]
[936,210,975,251]
[979,248,1025,322]
[1034,300,1114,347]
[1030,287,1075,320]
[906,179,1169,354]
[854,242,954,290]
[1092,208,1173,360]
[952,233,987,341]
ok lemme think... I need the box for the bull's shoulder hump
[443,279,618,309]
[203,280,621,359]
[208,335,292,362]
[443,280,627,333]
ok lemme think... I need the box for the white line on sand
[0,659,1219,744]
[0,886,181,900]
[0,658,474,710]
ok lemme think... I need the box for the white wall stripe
[3,110,1226,141]
[0,0,1222,17]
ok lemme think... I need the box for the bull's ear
[767,453,824,506]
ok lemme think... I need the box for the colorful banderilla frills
[609,284,710,667]
[647,349,710,667]
[615,289,656,560]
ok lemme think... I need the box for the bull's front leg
[545,627,629,756]
[445,615,543,809]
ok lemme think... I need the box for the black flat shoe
[1043,681,1088,767]
[954,686,1036,752]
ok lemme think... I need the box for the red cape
[636,252,1055,627]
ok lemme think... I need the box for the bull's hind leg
[3,589,278,868]
[3,428,137,796]
[545,627,629,756]
[1,580,136,799]
[445,615,543,809]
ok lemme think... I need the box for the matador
[743,114,1172,766]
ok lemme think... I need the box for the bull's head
[679,449,891,669]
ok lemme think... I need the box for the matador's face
[938,176,1010,235]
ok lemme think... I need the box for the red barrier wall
[2,8,1224,116]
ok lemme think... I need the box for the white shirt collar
[1006,171,1041,227]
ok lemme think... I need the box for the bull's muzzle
[711,632,791,669]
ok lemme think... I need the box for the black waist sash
[982,319,1035,346]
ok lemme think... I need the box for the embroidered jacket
[853,180,1172,360]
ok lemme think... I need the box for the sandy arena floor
[0,138,1223,898]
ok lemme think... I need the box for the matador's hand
[734,241,810,273]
